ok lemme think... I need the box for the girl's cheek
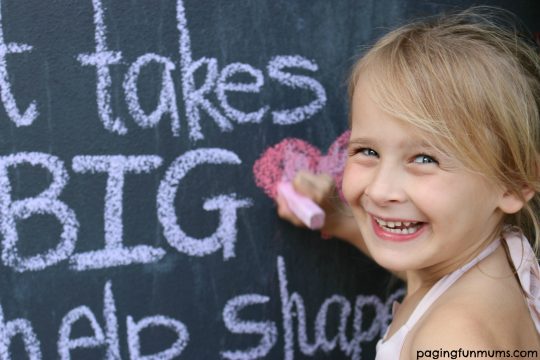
[342,162,361,206]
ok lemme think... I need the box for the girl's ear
[498,187,535,214]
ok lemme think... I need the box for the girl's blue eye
[361,148,378,157]
[413,154,438,164]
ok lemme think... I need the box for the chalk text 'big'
[0,151,251,272]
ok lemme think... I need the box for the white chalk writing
[216,63,269,124]
[157,149,252,260]
[0,1,37,127]
[0,305,42,359]
[74,0,327,139]
[127,315,189,360]
[70,155,166,270]
[0,153,78,272]
[77,0,126,134]
[0,151,253,271]
[0,258,399,359]
[221,294,278,360]
[267,56,327,125]
[123,54,180,136]
[278,256,400,360]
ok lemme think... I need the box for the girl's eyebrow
[347,137,372,147]
[348,136,434,149]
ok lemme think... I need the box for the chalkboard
[0,0,537,359]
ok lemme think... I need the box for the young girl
[276,7,540,358]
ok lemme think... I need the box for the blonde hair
[348,7,540,253]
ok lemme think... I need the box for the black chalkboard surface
[0,0,537,359]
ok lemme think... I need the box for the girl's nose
[364,164,407,205]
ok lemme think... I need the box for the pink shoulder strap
[503,228,540,333]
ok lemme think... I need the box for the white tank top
[376,228,540,359]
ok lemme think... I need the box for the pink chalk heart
[253,131,350,199]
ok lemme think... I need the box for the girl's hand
[276,171,368,253]
[276,170,337,231]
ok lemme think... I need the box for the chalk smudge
[253,131,350,200]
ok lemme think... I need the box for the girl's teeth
[385,226,419,234]
[375,217,421,234]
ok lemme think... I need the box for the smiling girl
[276,7,540,359]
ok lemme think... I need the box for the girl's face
[342,80,510,277]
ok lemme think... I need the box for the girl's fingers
[293,171,335,204]
[277,171,337,229]
[277,171,348,239]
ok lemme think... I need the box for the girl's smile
[370,214,427,241]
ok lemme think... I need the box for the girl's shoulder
[403,246,540,358]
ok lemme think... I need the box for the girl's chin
[370,252,421,274]
[363,235,428,272]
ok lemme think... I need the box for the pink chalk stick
[277,181,325,230]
